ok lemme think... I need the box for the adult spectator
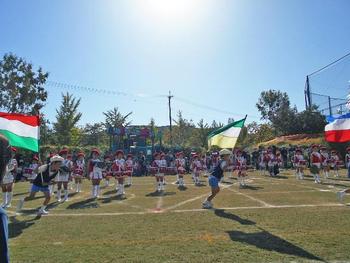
[0,135,11,263]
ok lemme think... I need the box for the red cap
[77,152,85,157]
[127,154,133,158]
[11,147,17,152]
[104,154,111,160]
[331,149,337,153]
[59,148,68,155]
[115,150,124,156]
[33,155,39,161]
[311,144,318,149]
[346,147,350,151]
[91,148,100,155]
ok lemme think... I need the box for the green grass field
[6,169,350,263]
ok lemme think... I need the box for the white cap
[219,149,231,156]
[50,155,64,163]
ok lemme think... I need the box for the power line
[308,51,350,77]
[45,80,260,121]
[173,96,260,119]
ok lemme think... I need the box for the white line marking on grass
[226,187,272,207]
[165,184,234,211]
[13,203,346,217]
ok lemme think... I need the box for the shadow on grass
[226,230,323,261]
[241,185,263,191]
[272,175,288,179]
[145,191,176,197]
[8,215,41,239]
[13,192,29,197]
[103,190,117,196]
[101,195,127,204]
[66,198,100,209]
[214,209,255,225]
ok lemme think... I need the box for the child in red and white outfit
[88,148,103,198]
[175,152,186,187]
[267,149,276,177]
[310,145,322,184]
[103,155,113,187]
[235,149,247,188]
[125,154,134,186]
[24,156,40,192]
[73,152,85,193]
[192,155,203,186]
[320,147,330,179]
[151,153,165,192]
[56,148,72,202]
[293,149,305,180]
[1,147,17,208]
[330,150,341,177]
[259,150,268,176]
[113,150,126,196]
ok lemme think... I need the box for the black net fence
[305,52,350,116]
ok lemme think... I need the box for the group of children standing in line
[2,144,349,213]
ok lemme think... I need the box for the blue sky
[0,0,349,126]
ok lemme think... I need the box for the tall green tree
[172,111,195,148]
[295,106,327,134]
[103,107,132,128]
[256,90,297,135]
[81,123,108,146]
[103,107,132,149]
[196,119,210,148]
[0,53,48,114]
[53,93,82,145]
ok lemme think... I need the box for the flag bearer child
[202,149,231,209]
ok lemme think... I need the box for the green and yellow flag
[208,116,246,149]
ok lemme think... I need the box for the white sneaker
[202,200,212,209]
[337,191,346,202]
[38,209,49,215]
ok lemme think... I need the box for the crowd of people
[0,144,349,214]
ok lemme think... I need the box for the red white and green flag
[0,112,40,152]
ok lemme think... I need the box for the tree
[196,119,210,148]
[103,107,132,149]
[53,93,82,145]
[39,114,56,145]
[0,53,48,114]
[256,90,291,121]
[103,107,132,128]
[81,123,107,146]
[295,106,327,134]
[256,90,298,135]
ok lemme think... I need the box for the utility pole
[168,91,174,146]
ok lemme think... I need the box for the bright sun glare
[132,0,210,31]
